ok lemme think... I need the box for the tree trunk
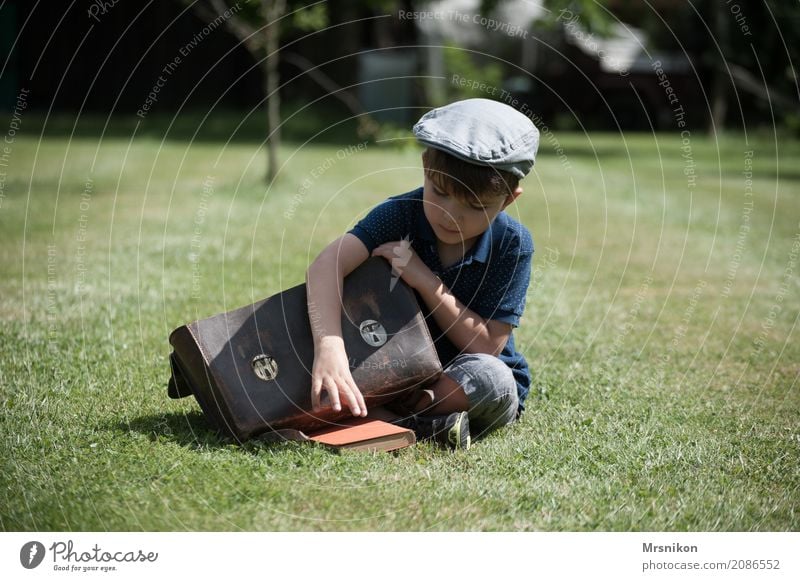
[262,0,285,183]
[708,0,729,136]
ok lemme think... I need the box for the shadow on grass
[116,411,313,453]
[116,411,227,448]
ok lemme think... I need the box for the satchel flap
[168,258,442,439]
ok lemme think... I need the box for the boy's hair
[422,148,520,204]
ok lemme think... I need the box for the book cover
[307,418,416,452]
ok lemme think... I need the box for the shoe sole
[448,411,471,450]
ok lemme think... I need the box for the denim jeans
[443,353,519,438]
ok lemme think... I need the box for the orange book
[307,418,415,452]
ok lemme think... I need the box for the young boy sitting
[305,98,539,450]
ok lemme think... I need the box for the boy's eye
[468,200,488,211]
[431,185,488,210]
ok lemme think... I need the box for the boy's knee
[449,353,515,393]
[443,353,518,436]
[467,353,514,380]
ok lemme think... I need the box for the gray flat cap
[413,98,540,178]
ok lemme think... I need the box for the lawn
[1,118,798,531]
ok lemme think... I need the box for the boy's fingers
[313,374,343,413]
[339,370,366,416]
[311,376,322,411]
[348,376,368,416]
[326,382,342,412]
[372,244,393,259]
[339,380,362,417]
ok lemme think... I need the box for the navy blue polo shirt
[348,187,534,412]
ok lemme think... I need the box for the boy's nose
[442,200,463,226]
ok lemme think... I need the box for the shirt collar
[468,221,494,263]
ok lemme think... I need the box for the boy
[305,98,539,449]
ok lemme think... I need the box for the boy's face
[422,174,522,246]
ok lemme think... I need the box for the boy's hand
[311,337,368,417]
[372,240,435,291]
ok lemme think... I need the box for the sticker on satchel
[251,354,279,381]
[359,320,387,347]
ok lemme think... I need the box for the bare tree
[189,0,285,182]
[186,0,379,183]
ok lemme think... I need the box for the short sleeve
[470,249,532,327]
[348,194,416,253]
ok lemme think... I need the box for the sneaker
[396,411,471,450]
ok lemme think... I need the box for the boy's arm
[418,280,513,356]
[372,243,513,356]
[306,233,370,416]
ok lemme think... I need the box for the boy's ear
[502,186,523,210]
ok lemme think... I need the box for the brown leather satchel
[167,258,442,442]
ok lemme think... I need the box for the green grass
[1,119,798,531]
